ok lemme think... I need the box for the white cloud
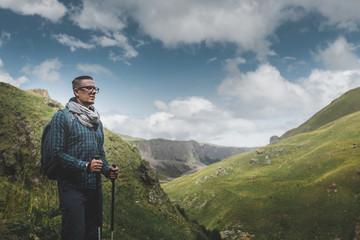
[0,31,11,47]
[91,33,123,47]
[207,57,217,64]
[218,62,309,117]
[71,0,360,58]
[0,0,66,22]
[92,32,138,60]
[212,52,360,145]
[0,71,28,87]
[52,34,95,52]
[0,57,28,87]
[70,0,125,32]
[67,0,283,58]
[223,57,246,75]
[69,0,136,61]
[129,0,284,58]
[101,114,128,127]
[135,40,147,48]
[65,1,360,60]
[168,97,214,119]
[299,0,360,31]
[300,69,360,107]
[102,96,258,146]
[227,61,360,115]
[154,100,168,111]
[314,36,360,71]
[52,32,137,61]
[76,63,114,78]
[23,58,62,82]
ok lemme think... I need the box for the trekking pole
[94,155,102,240]
[111,164,117,240]
[96,171,101,240]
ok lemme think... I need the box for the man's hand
[90,159,103,173]
[108,165,119,180]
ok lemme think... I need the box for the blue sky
[1,0,360,147]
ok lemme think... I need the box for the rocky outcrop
[28,88,62,109]
[28,88,51,99]
[269,135,280,144]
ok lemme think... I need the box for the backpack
[41,108,74,180]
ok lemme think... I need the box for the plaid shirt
[50,109,109,190]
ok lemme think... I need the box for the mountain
[163,87,360,239]
[276,86,360,142]
[0,82,212,240]
[127,138,254,181]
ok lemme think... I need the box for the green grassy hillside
[0,82,209,240]
[163,110,360,239]
[280,86,360,140]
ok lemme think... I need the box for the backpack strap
[60,108,74,134]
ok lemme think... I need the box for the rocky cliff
[131,138,254,181]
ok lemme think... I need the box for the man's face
[74,79,97,108]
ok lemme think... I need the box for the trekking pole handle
[93,155,102,177]
[93,155,102,240]
[111,164,117,182]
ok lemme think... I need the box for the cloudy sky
[1,0,360,147]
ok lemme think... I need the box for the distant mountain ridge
[127,138,254,180]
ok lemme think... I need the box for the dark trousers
[58,186,103,240]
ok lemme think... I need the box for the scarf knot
[65,98,100,129]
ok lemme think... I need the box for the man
[51,75,119,240]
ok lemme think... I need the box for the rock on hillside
[132,138,254,180]
[28,88,51,98]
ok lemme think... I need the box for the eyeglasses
[77,86,100,93]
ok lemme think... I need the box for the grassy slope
[280,86,360,140]
[163,111,360,239]
[0,82,207,240]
